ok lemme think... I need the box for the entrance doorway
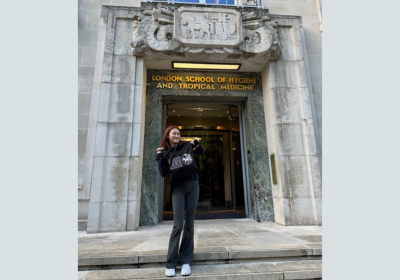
[163,103,247,220]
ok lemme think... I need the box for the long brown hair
[161,125,183,148]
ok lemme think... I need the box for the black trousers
[166,179,199,268]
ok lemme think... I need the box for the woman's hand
[190,137,199,145]
[190,138,199,150]
[156,147,164,154]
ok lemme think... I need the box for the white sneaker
[165,268,175,277]
[181,264,191,276]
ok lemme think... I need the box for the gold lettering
[212,84,215,89]
[201,84,206,89]
[156,83,162,88]
[153,75,185,82]
[221,77,257,84]
[221,85,227,90]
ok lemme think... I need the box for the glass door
[163,103,246,220]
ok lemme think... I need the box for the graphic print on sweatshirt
[169,154,192,170]
[169,157,183,170]
[182,154,193,165]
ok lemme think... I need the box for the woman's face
[168,128,181,145]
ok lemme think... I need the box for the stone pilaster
[262,17,322,226]
[86,8,146,232]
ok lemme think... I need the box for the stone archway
[139,70,274,226]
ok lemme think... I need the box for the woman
[155,125,205,277]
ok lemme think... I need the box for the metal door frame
[159,101,251,220]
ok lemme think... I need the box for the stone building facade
[78,0,322,233]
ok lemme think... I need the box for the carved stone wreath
[131,5,281,61]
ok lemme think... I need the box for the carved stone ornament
[131,4,281,61]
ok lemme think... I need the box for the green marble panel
[139,70,273,225]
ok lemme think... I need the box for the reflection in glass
[205,0,235,5]
[172,0,235,4]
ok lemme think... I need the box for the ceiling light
[172,62,241,71]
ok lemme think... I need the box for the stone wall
[264,0,322,171]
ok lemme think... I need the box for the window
[147,0,261,7]
[166,0,235,5]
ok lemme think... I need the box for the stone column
[86,11,146,233]
[262,18,322,225]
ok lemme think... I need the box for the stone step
[78,259,322,280]
[79,244,321,271]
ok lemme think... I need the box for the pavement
[78,218,322,279]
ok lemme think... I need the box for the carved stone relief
[131,4,281,61]
[174,7,242,49]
